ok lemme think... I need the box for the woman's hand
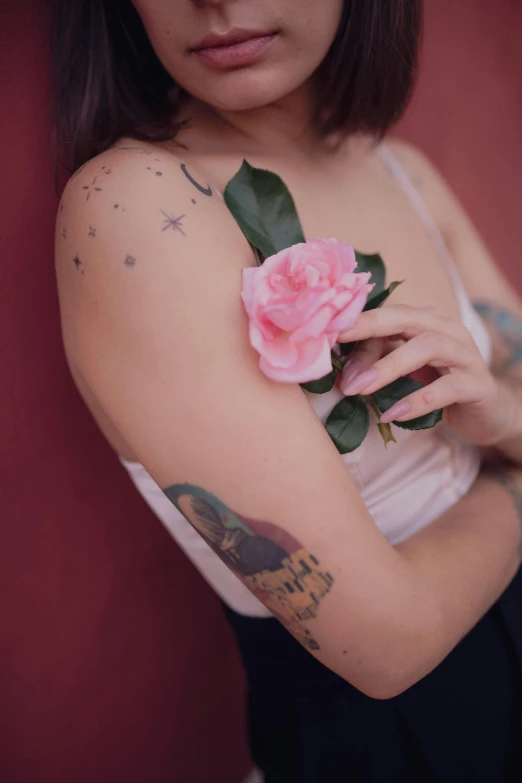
[337,304,513,447]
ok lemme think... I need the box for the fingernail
[341,359,361,387]
[380,401,410,423]
[341,369,377,396]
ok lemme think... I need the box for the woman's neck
[180,86,341,162]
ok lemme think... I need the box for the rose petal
[259,336,332,383]
[328,287,370,331]
[289,305,334,343]
[258,334,299,368]
[241,267,259,315]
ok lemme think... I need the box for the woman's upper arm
[386,138,522,373]
[55,149,411,695]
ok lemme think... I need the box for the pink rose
[242,238,373,383]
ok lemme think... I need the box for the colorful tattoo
[474,301,522,369]
[163,483,334,650]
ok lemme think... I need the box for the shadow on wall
[0,0,520,782]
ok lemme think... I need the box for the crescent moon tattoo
[180,164,212,196]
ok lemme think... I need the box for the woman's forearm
[389,465,522,694]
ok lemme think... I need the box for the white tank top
[119,146,492,617]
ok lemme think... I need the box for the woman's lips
[193,33,277,69]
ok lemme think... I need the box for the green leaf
[355,251,386,298]
[224,160,306,259]
[325,395,370,454]
[365,280,403,311]
[301,370,336,394]
[371,378,443,431]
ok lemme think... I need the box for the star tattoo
[73,254,81,270]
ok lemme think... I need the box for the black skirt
[223,566,522,783]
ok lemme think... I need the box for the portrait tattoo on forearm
[163,483,334,650]
[474,300,522,370]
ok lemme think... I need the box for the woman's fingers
[340,338,385,390]
[338,304,473,346]
[340,332,480,397]
[379,373,486,424]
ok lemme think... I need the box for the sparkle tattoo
[161,210,186,236]
[163,483,334,650]
[82,176,103,202]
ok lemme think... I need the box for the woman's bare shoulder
[54,139,253,360]
[56,139,248,278]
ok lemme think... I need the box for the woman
[52,1,522,780]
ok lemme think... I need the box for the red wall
[1,1,521,782]
[398,0,522,291]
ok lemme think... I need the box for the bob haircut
[51,0,423,174]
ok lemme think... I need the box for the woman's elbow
[335,612,444,700]
[351,665,427,701]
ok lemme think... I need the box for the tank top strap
[376,144,471,320]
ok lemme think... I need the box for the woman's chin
[188,71,308,114]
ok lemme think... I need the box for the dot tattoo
[160,210,186,236]
[180,163,212,196]
[191,199,196,204]
[156,172,163,176]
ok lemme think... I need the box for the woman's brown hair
[51,0,423,174]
